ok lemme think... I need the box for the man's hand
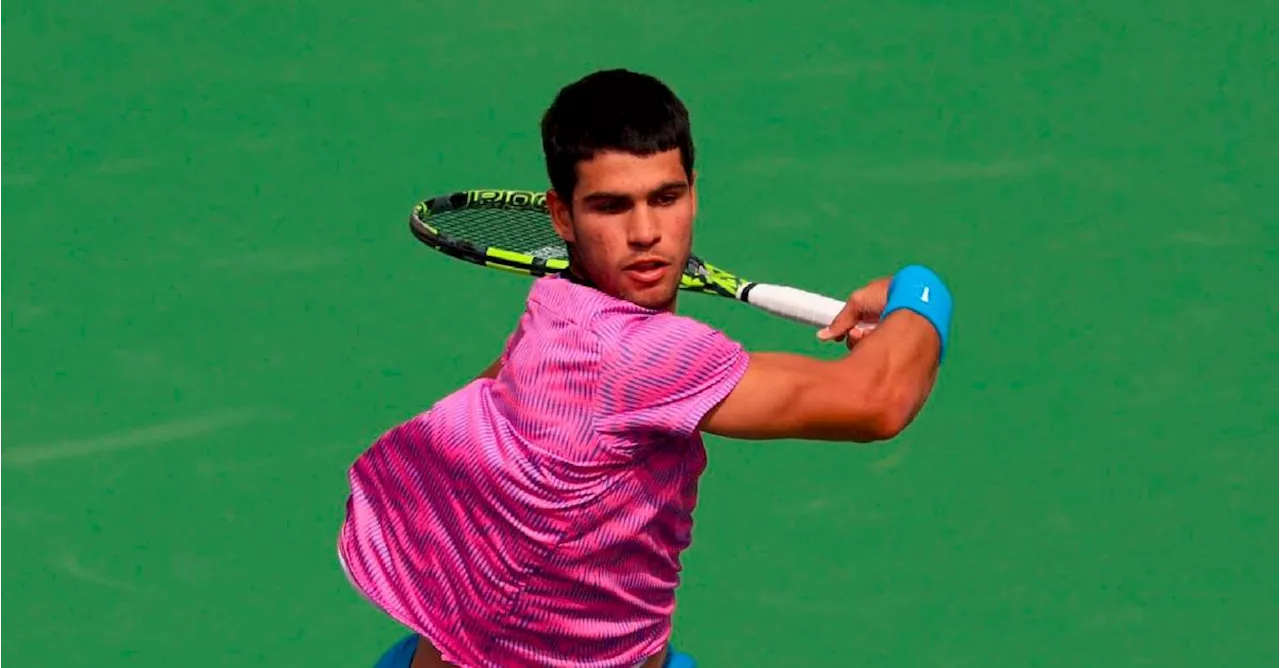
[817,277,891,347]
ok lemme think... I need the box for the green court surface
[3,1,1276,665]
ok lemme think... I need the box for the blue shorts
[373,635,418,668]
[373,635,696,668]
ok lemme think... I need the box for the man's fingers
[818,277,892,342]
[817,298,865,341]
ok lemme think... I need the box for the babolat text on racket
[408,188,871,331]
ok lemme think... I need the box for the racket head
[410,188,570,277]
[409,188,751,297]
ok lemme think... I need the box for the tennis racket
[408,188,872,331]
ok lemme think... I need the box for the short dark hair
[540,69,695,201]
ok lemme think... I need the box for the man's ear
[546,189,575,243]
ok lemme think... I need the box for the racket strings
[438,207,567,260]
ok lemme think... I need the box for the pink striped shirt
[338,274,750,667]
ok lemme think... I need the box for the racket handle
[740,283,876,331]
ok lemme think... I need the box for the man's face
[547,149,695,311]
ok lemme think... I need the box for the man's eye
[652,192,679,206]
[595,201,628,214]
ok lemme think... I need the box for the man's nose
[628,205,661,247]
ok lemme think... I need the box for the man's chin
[593,271,680,311]
[624,286,679,312]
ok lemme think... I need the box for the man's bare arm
[701,311,940,442]
[700,267,951,443]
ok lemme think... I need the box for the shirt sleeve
[596,312,750,440]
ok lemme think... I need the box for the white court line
[54,553,139,591]
[2,410,270,466]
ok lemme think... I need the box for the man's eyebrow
[580,190,629,203]
[579,180,688,203]
[648,181,689,195]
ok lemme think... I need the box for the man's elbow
[860,407,912,442]
[845,387,924,443]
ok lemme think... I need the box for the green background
[3,1,1276,665]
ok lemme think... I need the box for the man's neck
[560,264,596,288]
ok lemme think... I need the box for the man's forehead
[574,149,688,197]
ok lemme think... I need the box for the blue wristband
[883,264,953,360]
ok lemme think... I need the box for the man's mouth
[623,258,669,285]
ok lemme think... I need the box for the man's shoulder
[521,276,615,341]
[610,302,736,340]
[523,276,743,356]
[597,310,746,379]
[525,275,664,332]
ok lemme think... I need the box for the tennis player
[338,69,953,668]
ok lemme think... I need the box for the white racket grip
[741,283,876,331]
